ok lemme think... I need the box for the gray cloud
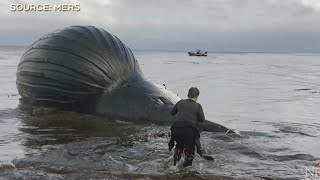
[1,0,320,52]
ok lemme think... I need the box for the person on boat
[168,87,205,157]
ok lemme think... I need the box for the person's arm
[170,101,180,116]
[197,104,205,122]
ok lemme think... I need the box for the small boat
[188,49,207,56]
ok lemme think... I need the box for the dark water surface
[0,46,319,179]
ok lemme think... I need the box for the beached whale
[16,25,232,132]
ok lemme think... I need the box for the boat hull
[188,52,207,56]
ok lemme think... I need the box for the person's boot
[197,148,205,157]
[195,138,205,157]
[183,154,194,167]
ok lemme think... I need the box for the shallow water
[0,47,320,179]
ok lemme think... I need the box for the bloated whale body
[16,25,231,132]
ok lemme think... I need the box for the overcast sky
[1,0,320,52]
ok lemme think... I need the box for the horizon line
[0,45,319,54]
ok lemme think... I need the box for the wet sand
[0,168,254,180]
[66,171,251,180]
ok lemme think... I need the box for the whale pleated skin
[17,26,137,103]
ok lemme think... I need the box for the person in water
[168,87,205,156]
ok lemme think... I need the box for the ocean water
[0,46,320,179]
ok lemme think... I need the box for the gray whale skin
[16,25,232,132]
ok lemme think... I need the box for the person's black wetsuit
[169,99,205,155]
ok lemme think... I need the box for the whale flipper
[201,120,234,133]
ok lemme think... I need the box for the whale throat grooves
[16,26,142,110]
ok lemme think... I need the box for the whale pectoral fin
[200,120,235,133]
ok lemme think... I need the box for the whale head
[16,25,177,123]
